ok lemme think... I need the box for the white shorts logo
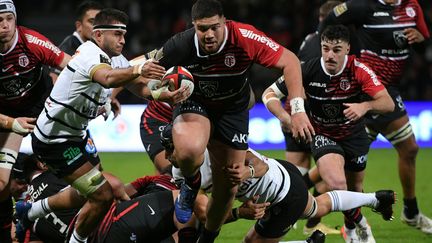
[232,133,248,143]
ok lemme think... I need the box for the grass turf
[100,148,432,243]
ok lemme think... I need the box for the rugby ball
[161,66,194,93]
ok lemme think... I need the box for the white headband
[93,24,127,32]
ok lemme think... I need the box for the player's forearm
[365,90,395,114]
[101,67,140,88]
[282,52,303,100]
[0,114,14,130]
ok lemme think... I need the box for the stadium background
[13,1,432,242]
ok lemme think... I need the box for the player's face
[321,39,350,75]
[77,9,100,41]
[0,12,16,46]
[100,28,126,57]
[193,15,226,54]
[9,179,28,199]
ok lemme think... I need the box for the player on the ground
[321,0,432,234]
[162,124,396,243]
[14,8,170,243]
[263,24,395,243]
[150,1,314,241]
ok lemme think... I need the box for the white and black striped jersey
[172,148,290,205]
[34,41,129,143]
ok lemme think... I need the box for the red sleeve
[354,59,385,97]
[413,0,430,38]
[21,27,65,68]
[231,21,284,67]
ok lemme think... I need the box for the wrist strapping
[290,97,306,115]
[150,86,168,100]
[248,164,255,178]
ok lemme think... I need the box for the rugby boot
[373,190,396,221]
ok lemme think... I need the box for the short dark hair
[76,1,103,21]
[191,0,224,21]
[93,8,129,26]
[321,24,350,43]
[319,0,342,19]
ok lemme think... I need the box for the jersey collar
[73,31,85,44]
[320,55,348,77]
[194,25,228,57]
[378,0,401,6]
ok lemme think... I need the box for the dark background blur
[14,0,432,103]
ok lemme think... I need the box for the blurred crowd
[15,0,432,102]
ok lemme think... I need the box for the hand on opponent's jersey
[404,28,425,44]
[139,59,166,80]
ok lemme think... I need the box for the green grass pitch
[100,148,432,243]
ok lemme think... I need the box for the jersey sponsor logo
[373,12,389,17]
[238,28,280,52]
[333,3,348,17]
[232,133,248,144]
[25,33,62,56]
[314,135,337,149]
[406,7,416,18]
[310,82,326,88]
[18,54,29,67]
[1,64,13,72]
[354,60,381,86]
[224,53,236,67]
[339,79,350,91]
[100,54,111,65]
[393,30,408,48]
[85,137,97,154]
[322,104,340,118]
[130,233,137,243]
[63,147,83,165]
[199,80,218,98]
[28,182,48,202]
[147,204,156,215]
[3,78,20,94]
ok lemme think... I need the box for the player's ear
[75,20,82,32]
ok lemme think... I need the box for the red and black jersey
[157,20,283,110]
[301,56,384,139]
[323,0,430,87]
[0,26,64,113]
[130,174,178,197]
[142,100,173,124]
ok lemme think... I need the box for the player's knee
[326,178,347,190]
[399,142,419,161]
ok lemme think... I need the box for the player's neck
[0,30,16,53]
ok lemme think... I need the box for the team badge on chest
[18,54,29,67]
[339,79,350,91]
[405,7,416,18]
[224,53,236,67]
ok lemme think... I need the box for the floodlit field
[100,148,432,243]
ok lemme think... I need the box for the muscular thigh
[0,133,23,182]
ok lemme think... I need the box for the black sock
[303,173,315,189]
[343,208,363,229]
[403,197,419,219]
[197,227,220,243]
[306,189,322,228]
[185,171,201,191]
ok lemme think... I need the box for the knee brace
[0,148,17,170]
[71,167,106,197]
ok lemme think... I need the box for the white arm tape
[12,119,29,134]
[151,85,168,100]
[269,83,286,99]
[290,97,306,115]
